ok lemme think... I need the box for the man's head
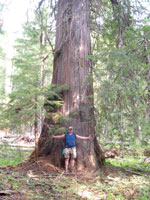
[68,126,73,133]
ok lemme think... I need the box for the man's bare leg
[65,158,69,172]
[70,158,75,172]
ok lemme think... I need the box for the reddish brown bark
[37,0,105,170]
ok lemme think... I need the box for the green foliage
[0,2,72,134]
[139,186,150,200]
[91,1,150,142]
[0,12,54,130]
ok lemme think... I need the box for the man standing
[52,126,91,172]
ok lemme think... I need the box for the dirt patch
[16,156,62,175]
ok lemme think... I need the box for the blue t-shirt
[65,132,76,148]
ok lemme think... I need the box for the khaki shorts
[64,147,77,159]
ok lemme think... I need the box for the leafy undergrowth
[107,156,150,174]
[107,145,150,173]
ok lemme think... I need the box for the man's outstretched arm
[52,134,65,139]
[76,134,92,140]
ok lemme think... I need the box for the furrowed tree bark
[37,0,105,170]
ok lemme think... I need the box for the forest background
[0,0,150,148]
[0,0,150,199]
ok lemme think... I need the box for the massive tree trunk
[37,0,104,170]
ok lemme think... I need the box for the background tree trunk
[37,0,104,171]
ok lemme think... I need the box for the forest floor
[0,158,150,200]
[0,138,150,200]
